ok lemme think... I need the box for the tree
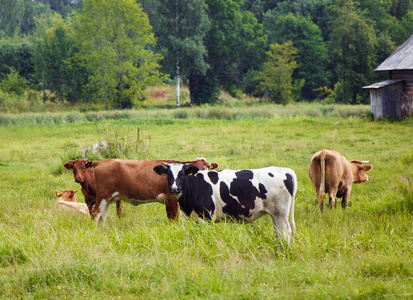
[0,67,27,96]
[153,0,209,107]
[390,0,413,21]
[328,0,376,104]
[37,0,83,18]
[45,14,71,103]
[32,13,83,103]
[243,0,280,22]
[254,42,300,105]
[75,0,164,109]
[359,0,397,34]
[263,12,330,101]
[393,10,413,46]
[0,35,34,82]
[192,0,265,104]
[0,0,51,36]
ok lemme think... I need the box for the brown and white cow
[309,149,373,210]
[54,189,89,215]
[64,159,122,217]
[90,158,219,222]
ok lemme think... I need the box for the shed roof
[362,79,404,89]
[375,35,413,71]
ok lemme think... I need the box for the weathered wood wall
[389,70,413,92]
[369,81,403,118]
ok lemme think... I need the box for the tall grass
[0,103,370,125]
[0,108,412,299]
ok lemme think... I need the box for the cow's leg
[270,213,292,243]
[115,200,123,218]
[328,187,338,209]
[97,199,111,222]
[92,197,110,223]
[341,187,351,209]
[87,203,94,216]
[165,195,179,220]
[328,195,337,208]
[82,190,94,216]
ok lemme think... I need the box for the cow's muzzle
[171,187,180,194]
[75,178,83,183]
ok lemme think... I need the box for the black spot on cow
[283,173,294,197]
[268,172,274,177]
[208,171,219,185]
[258,183,267,200]
[220,181,251,220]
[219,170,268,219]
[179,173,215,220]
[235,170,254,181]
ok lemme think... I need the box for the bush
[0,68,27,96]
[83,125,151,160]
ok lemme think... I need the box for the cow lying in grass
[309,149,373,211]
[153,162,297,243]
[54,189,88,215]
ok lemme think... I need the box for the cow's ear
[209,163,219,170]
[63,162,73,170]
[363,165,373,172]
[85,161,94,168]
[153,165,168,176]
[185,166,199,176]
[55,190,62,197]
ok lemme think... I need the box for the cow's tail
[319,151,326,196]
[289,171,297,237]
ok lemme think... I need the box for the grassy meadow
[0,101,412,299]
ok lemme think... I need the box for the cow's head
[350,160,373,183]
[193,157,219,170]
[64,159,92,184]
[54,189,77,202]
[154,162,199,195]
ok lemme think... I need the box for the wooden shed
[363,35,413,118]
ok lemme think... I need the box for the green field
[0,104,412,299]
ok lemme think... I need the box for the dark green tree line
[1,0,413,109]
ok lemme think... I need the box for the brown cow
[64,159,122,217]
[90,158,218,222]
[309,149,372,211]
[54,189,89,215]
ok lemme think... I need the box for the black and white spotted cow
[153,162,297,242]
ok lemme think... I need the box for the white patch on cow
[155,193,168,204]
[94,199,108,222]
[111,191,120,198]
[169,162,184,190]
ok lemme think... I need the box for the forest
[0,0,412,112]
